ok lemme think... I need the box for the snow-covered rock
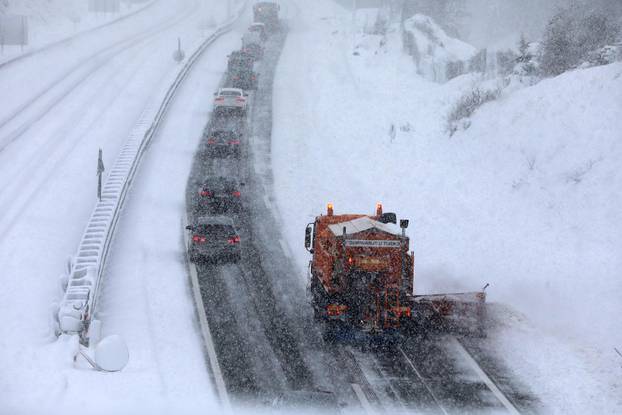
[403,14,477,82]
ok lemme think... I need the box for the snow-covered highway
[0,0,620,413]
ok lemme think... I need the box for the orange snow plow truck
[305,203,486,342]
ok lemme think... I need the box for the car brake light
[232,191,241,197]
[207,138,216,144]
[199,190,212,197]
[228,235,240,244]
[236,97,245,102]
[192,235,206,243]
[229,140,240,145]
[327,304,348,316]
[215,97,224,101]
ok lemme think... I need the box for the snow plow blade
[410,289,487,336]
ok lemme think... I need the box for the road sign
[345,240,401,248]
[89,0,120,13]
[97,149,105,201]
[0,15,28,47]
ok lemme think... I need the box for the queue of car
[186,18,271,265]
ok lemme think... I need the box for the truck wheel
[322,322,338,344]
[312,305,323,321]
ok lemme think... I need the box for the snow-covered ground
[0,1,241,412]
[0,0,156,64]
[272,0,622,412]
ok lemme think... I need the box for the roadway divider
[55,1,247,345]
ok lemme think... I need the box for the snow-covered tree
[539,5,619,77]
[515,33,537,76]
[539,9,579,76]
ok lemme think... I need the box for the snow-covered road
[0,1,237,412]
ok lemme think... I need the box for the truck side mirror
[185,225,194,231]
[304,224,313,252]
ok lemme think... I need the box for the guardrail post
[97,148,105,201]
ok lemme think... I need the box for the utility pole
[97,149,105,201]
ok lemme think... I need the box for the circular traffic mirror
[94,335,129,372]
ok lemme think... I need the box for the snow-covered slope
[450,63,622,347]
[272,0,622,412]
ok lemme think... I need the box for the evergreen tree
[517,33,531,63]
[539,10,578,76]
[539,5,620,77]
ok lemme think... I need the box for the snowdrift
[452,62,622,346]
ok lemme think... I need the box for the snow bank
[452,62,622,346]
[403,14,477,82]
[272,0,622,411]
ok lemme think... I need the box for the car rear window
[204,179,236,192]
[212,131,237,140]
[220,90,241,96]
[197,224,235,238]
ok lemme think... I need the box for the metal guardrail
[56,3,246,344]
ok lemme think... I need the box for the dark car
[228,51,255,72]
[197,177,243,214]
[242,42,264,61]
[186,216,241,263]
[230,69,257,91]
[209,113,244,132]
[206,130,241,158]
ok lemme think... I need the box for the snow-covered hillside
[449,63,622,347]
[272,0,622,412]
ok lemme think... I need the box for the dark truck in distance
[253,2,280,32]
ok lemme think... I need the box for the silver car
[213,88,248,115]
